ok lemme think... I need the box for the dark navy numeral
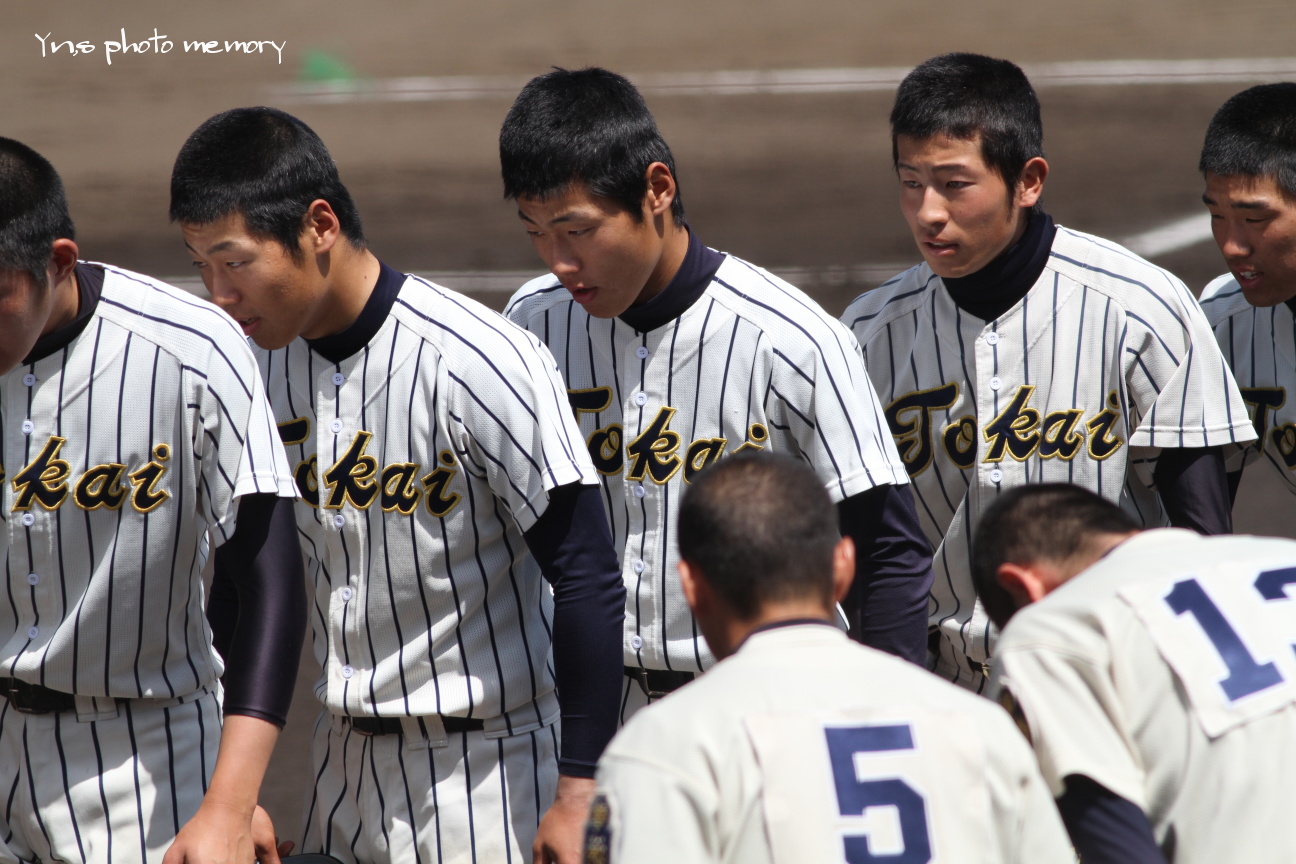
[1254,566,1296,662]
[825,724,932,864]
[1165,578,1283,702]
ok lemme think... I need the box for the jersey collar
[941,210,1057,322]
[305,260,404,364]
[617,228,724,333]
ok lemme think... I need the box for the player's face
[182,214,331,350]
[896,134,1041,279]
[516,182,674,319]
[0,269,57,376]
[1203,172,1296,307]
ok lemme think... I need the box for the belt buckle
[629,667,670,701]
[5,679,40,714]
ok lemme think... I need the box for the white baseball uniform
[1199,273,1296,494]
[506,247,908,698]
[262,265,600,864]
[587,622,1073,864]
[0,262,295,863]
[844,227,1256,690]
[991,528,1296,862]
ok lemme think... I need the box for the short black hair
[499,67,685,223]
[971,483,1140,628]
[891,53,1044,197]
[677,453,838,619]
[1200,83,1296,198]
[170,107,365,259]
[0,137,76,288]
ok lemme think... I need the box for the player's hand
[162,796,257,864]
[252,804,295,863]
[533,775,597,864]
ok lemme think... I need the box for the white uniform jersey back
[589,624,1073,864]
[507,255,908,673]
[1199,273,1296,494]
[261,273,598,723]
[0,263,294,698]
[992,529,1296,863]
[843,227,1254,680]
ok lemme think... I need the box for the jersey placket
[2,369,50,664]
[318,364,365,707]
[620,328,663,665]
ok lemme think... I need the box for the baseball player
[587,453,1073,864]
[0,136,305,864]
[500,67,934,719]
[843,52,1256,692]
[170,107,626,864]
[974,483,1296,863]
[1198,83,1296,502]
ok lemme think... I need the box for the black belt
[624,665,694,700]
[1,678,78,714]
[346,714,485,736]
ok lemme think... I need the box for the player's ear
[995,561,1050,609]
[1014,157,1049,209]
[831,536,856,605]
[47,238,79,288]
[643,162,677,220]
[301,199,343,255]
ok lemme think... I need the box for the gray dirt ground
[5,0,1295,844]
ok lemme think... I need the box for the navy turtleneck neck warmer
[618,228,724,333]
[941,210,1057,322]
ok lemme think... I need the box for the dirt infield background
[6,0,1296,845]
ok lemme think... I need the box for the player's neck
[712,603,837,660]
[633,220,691,307]
[42,266,82,337]
[309,244,383,339]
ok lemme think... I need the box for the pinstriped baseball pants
[300,711,558,864]
[0,689,222,864]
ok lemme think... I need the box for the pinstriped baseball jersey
[506,253,909,674]
[260,272,598,721]
[0,263,294,699]
[843,228,1256,678]
[991,529,1296,863]
[1199,273,1296,494]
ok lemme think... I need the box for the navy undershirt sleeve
[523,482,625,778]
[837,483,934,665]
[208,493,308,728]
[1153,446,1232,535]
[1056,774,1167,864]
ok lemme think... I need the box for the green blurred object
[300,50,355,83]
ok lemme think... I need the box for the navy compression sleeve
[1153,446,1232,535]
[1056,774,1167,864]
[837,483,934,665]
[208,493,307,728]
[523,482,625,778]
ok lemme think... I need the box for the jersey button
[989,469,1004,483]
[632,559,645,574]
[340,586,353,601]
[989,376,1002,391]
[26,627,38,639]
[21,513,35,527]
[332,372,346,386]
[20,420,33,435]
[635,346,649,359]
[22,374,36,387]
[341,665,354,679]
[329,418,344,434]
[634,392,648,406]
[332,514,346,528]
[986,332,1000,346]
[630,635,643,650]
[633,484,646,498]
[26,573,38,586]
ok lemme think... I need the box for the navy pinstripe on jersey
[1200,273,1296,494]
[507,252,907,674]
[0,263,294,699]
[844,228,1255,678]
[260,273,597,722]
